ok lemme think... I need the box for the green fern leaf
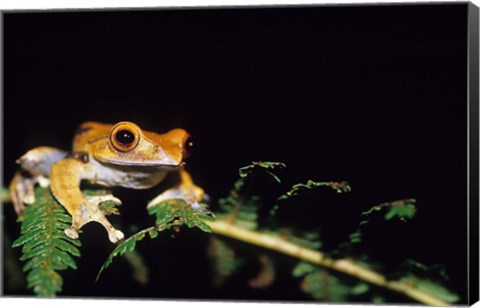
[270,180,351,216]
[239,161,286,183]
[288,231,322,250]
[97,198,215,280]
[277,180,351,202]
[147,199,214,232]
[361,198,417,221]
[344,199,418,247]
[96,229,145,281]
[292,261,316,277]
[217,194,261,230]
[300,269,351,302]
[293,262,372,302]
[124,250,149,285]
[12,186,81,297]
[400,274,459,303]
[206,236,244,287]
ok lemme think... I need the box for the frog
[9,121,205,243]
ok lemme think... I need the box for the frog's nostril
[183,137,194,157]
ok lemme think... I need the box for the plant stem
[2,187,11,203]
[207,219,450,306]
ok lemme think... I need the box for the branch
[207,219,450,306]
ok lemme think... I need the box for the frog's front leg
[50,158,124,243]
[147,170,206,210]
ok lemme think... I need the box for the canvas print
[2,3,479,306]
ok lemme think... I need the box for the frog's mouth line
[96,157,182,169]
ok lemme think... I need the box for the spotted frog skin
[9,121,204,243]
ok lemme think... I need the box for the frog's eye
[116,130,135,144]
[183,137,194,157]
[110,123,140,152]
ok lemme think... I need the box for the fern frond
[277,180,352,202]
[270,180,351,216]
[216,161,286,229]
[300,269,352,302]
[361,198,417,222]
[12,186,81,297]
[344,198,417,246]
[398,274,459,303]
[239,161,286,183]
[148,199,214,232]
[218,195,261,229]
[293,262,370,302]
[96,226,153,281]
[206,162,459,305]
[97,199,214,280]
[287,230,322,250]
[397,259,449,281]
[206,236,244,287]
[124,250,149,285]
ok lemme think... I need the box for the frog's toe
[147,189,183,208]
[147,187,212,215]
[22,179,36,204]
[191,202,215,218]
[23,193,35,205]
[109,196,122,205]
[85,194,122,206]
[191,201,206,211]
[37,175,50,188]
[64,228,79,240]
[86,207,124,243]
[108,230,124,243]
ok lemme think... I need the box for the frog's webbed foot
[65,200,125,243]
[50,158,125,244]
[71,193,124,243]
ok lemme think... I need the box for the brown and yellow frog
[9,121,204,243]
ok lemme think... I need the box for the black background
[3,3,469,303]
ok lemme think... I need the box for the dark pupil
[116,130,135,145]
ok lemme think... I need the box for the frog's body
[9,121,204,243]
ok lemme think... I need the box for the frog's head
[93,121,190,168]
